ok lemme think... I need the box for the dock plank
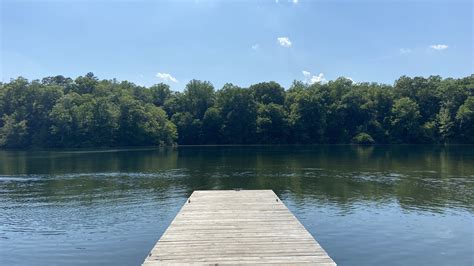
[143,190,336,265]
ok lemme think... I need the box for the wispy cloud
[277,37,292,47]
[310,73,326,84]
[302,70,327,84]
[429,44,448,50]
[251,44,260,50]
[156,72,178,83]
[275,0,298,4]
[399,48,412,54]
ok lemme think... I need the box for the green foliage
[217,84,257,144]
[352,133,375,145]
[0,115,29,148]
[288,87,326,143]
[250,81,285,105]
[0,75,177,148]
[0,74,473,148]
[394,76,441,123]
[437,107,454,143]
[183,80,215,119]
[456,96,474,142]
[149,83,171,106]
[256,103,290,143]
[202,107,223,144]
[171,112,201,144]
[390,97,421,143]
[74,72,99,94]
[118,96,176,146]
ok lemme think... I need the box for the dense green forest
[0,73,473,148]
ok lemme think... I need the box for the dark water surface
[0,145,473,266]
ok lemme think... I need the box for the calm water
[0,146,473,266]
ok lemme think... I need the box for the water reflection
[0,145,473,265]
[1,145,471,212]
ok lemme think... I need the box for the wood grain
[143,190,336,265]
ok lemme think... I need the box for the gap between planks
[143,190,336,265]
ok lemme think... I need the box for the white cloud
[429,44,448,50]
[310,73,326,84]
[276,0,298,4]
[277,37,292,47]
[399,48,412,54]
[156,72,178,83]
[251,44,260,50]
[302,70,327,84]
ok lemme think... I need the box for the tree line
[0,73,473,148]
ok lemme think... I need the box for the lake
[0,145,473,265]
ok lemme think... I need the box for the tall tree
[455,96,474,143]
[249,81,285,105]
[217,84,257,144]
[390,97,421,143]
[1,74,472,148]
[183,80,215,120]
[256,103,290,143]
[287,88,326,143]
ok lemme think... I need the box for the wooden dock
[143,190,336,265]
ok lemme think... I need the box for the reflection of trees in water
[0,146,472,212]
[0,147,179,174]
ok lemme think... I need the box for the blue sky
[1,0,472,90]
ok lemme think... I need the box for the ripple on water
[342,171,404,184]
[0,145,473,266]
[0,169,189,182]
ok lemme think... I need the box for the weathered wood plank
[143,190,336,265]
